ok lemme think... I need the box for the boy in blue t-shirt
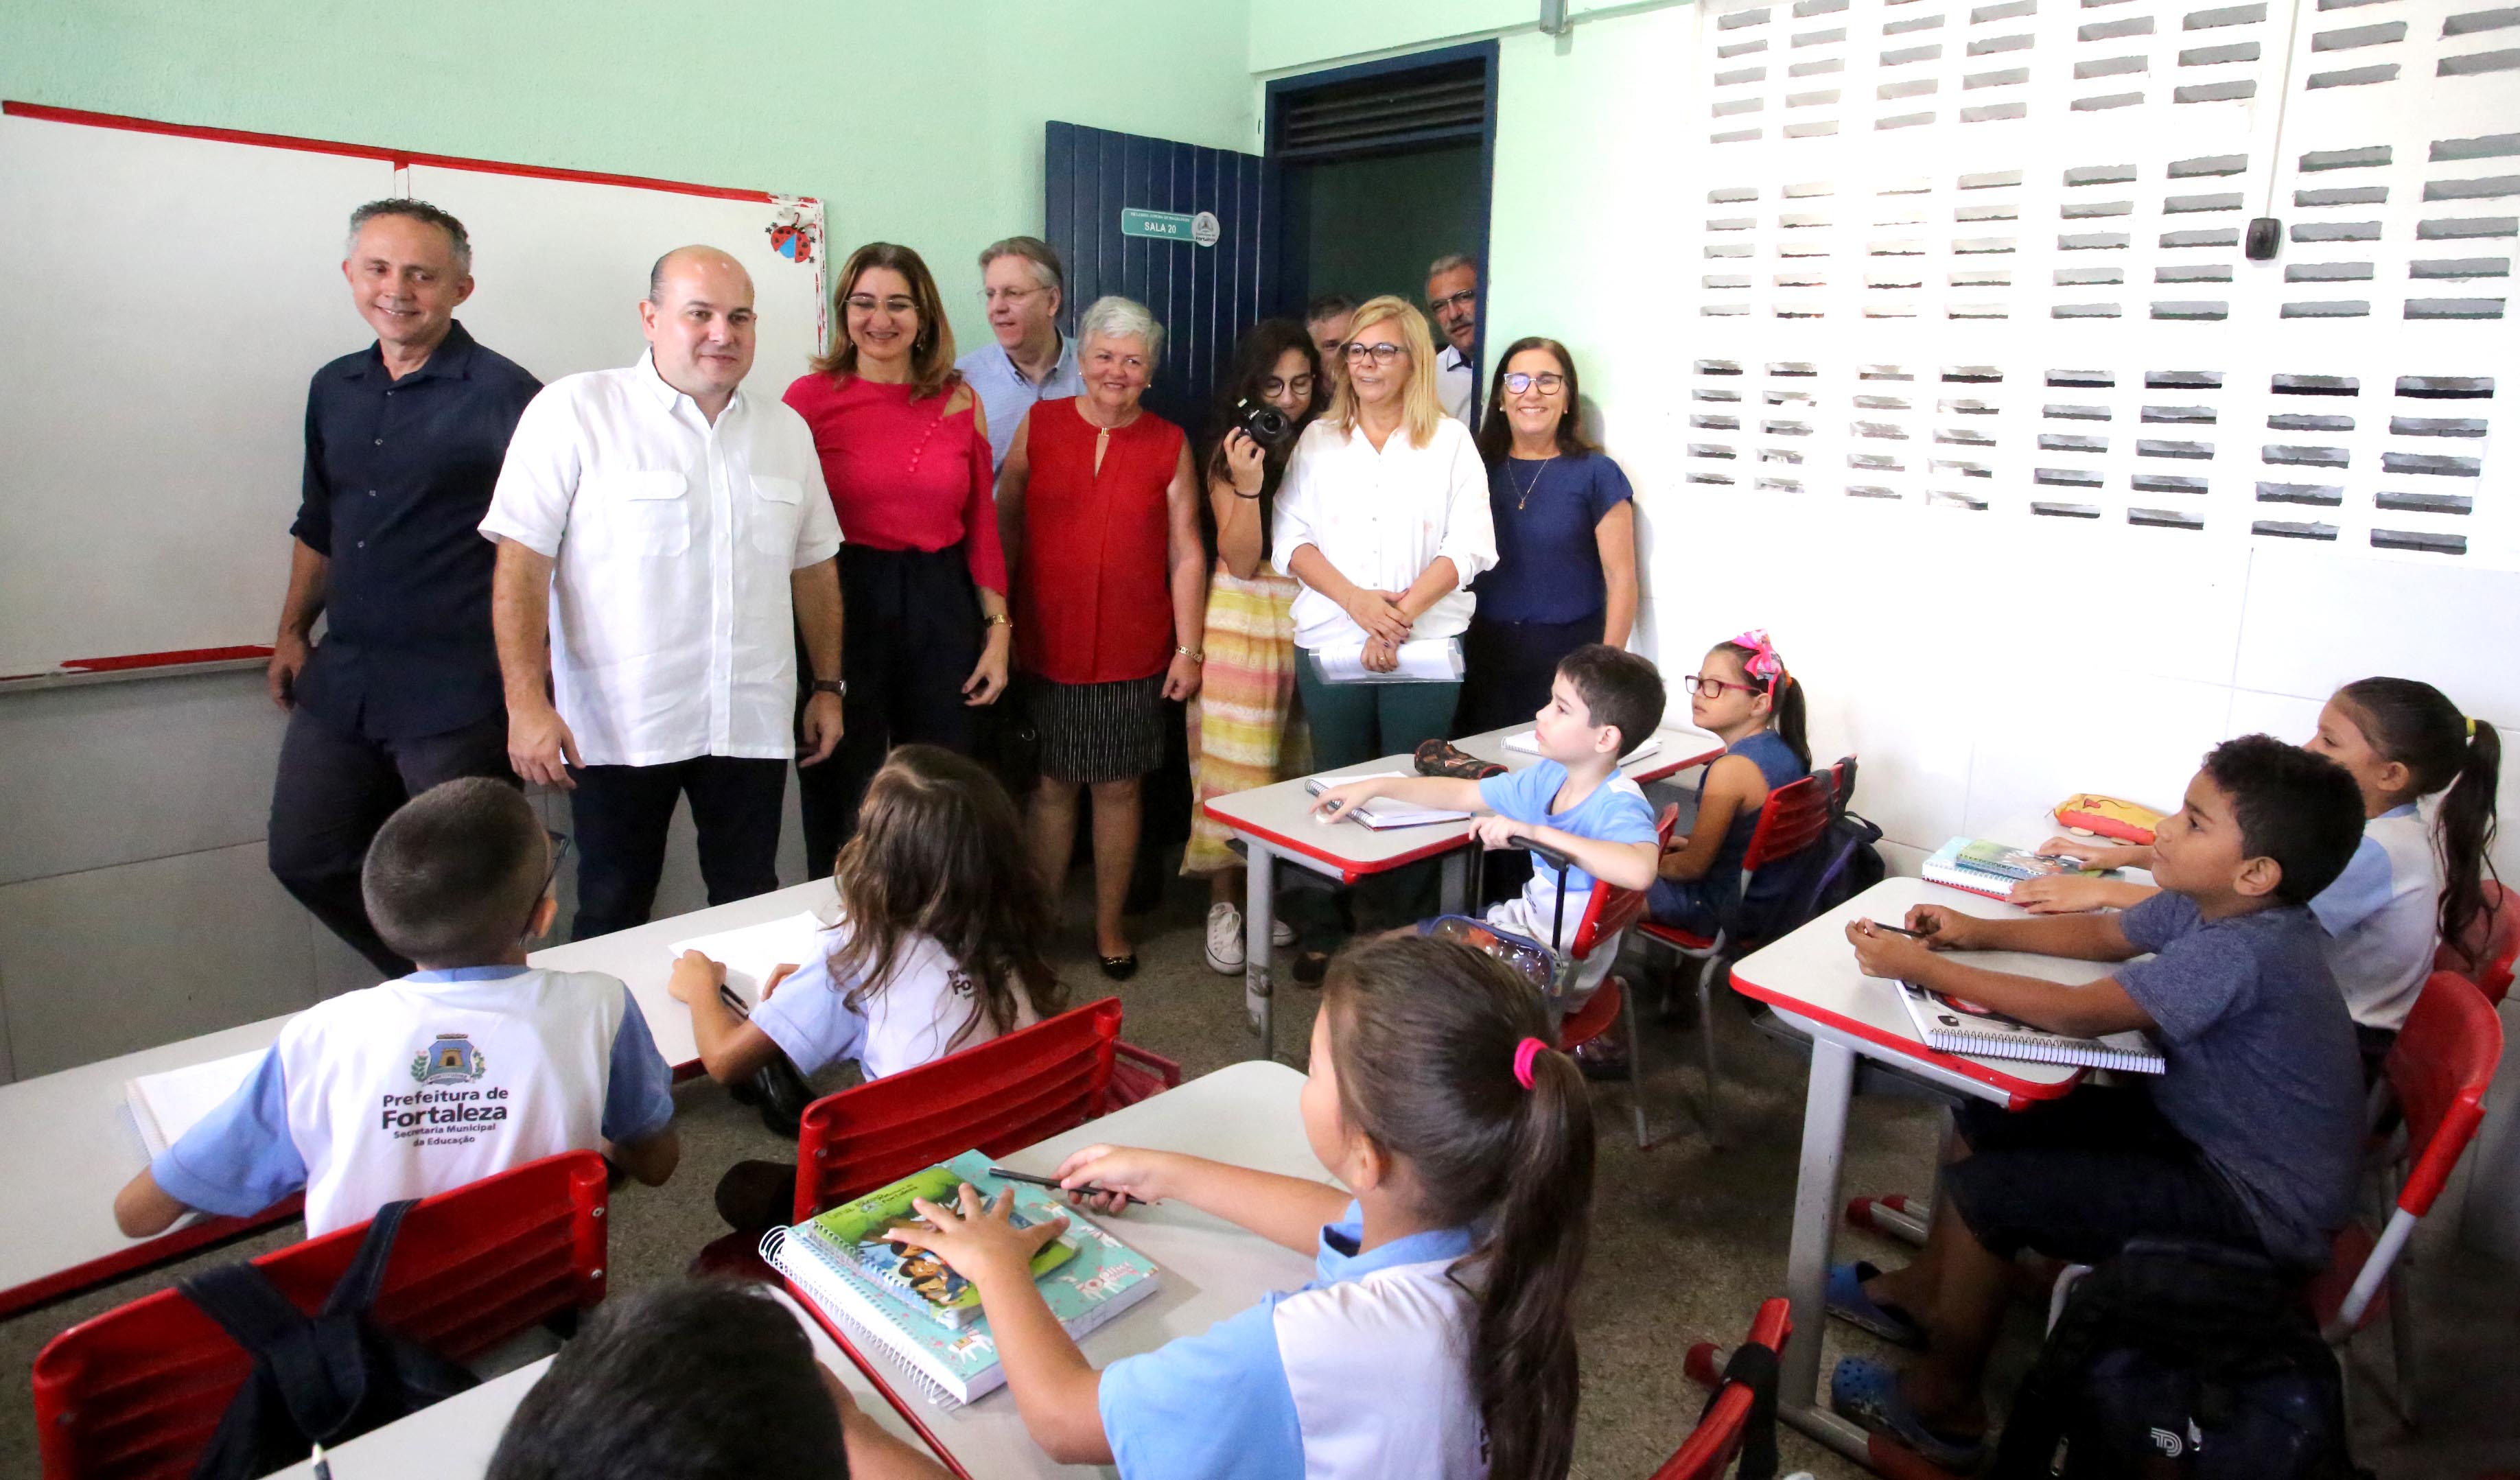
[1311,644,1664,1000]
[1827,735,2366,1470]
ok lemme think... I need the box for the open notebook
[669,910,833,1009]
[1304,773,1473,830]
[128,1048,265,1159]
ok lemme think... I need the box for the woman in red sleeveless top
[995,296,1206,978]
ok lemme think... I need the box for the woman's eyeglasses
[844,294,918,316]
[1342,341,1408,365]
[1261,375,1315,398]
[1502,371,1567,395]
[1683,674,1761,699]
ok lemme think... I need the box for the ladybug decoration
[766,200,821,265]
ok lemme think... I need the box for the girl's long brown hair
[809,241,961,399]
[2335,677,2504,955]
[826,745,1062,1046]
[1321,935,1595,1480]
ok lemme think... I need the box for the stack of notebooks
[1895,980,2165,1073]
[1922,838,2104,902]
[762,1151,1160,1408]
[1303,773,1471,830]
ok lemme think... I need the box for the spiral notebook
[762,1151,1160,1408]
[1920,838,2103,902]
[1895,980,2165,1074]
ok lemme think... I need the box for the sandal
[1829,1356,1987,1473]
[1414,738,1504,781]
[1827,1260,1928,1349]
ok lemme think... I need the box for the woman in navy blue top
[1456,338,1640,736]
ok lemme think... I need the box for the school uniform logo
[411,1032,487,1084]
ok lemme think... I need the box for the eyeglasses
[1261,375,1315,398]
[980,286,1042,306]
[844,294,918,316]
[1683,674,1762,699]
[1429,289,1478,315]
[1343,341,1408,365]
[524,830,571,938]
[1503,371,1567,395]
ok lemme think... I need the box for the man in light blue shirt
[955,235,1083,468]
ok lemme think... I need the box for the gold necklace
[1510,451,1559,510]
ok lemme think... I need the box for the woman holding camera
[1181,321,1327,974]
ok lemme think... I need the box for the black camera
[1234,397,1297,448]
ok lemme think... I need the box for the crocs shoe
[1830,1356,1987,1473]
[1827,1260,1929,1349]
[1414,738,1504,781]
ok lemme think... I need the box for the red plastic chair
[2307,970,2504,1425]
[2434,880,2516,1005]
[1638,772,1837,1144]
[793,997,1127,1222]
[1543,803,1681,1149]
[34,1151,609,1480]
[1655,1297,1791,1479]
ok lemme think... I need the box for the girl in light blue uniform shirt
[893,934,1598,1479]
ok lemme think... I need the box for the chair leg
[1694,954,1725,1148]
[1624,979,1654,1150]
[2385,1260,2418,1429]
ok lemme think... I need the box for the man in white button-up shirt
[481,246,845,941]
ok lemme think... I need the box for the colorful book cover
[1952,839,2104,884]
[775,1150,1160,1401]
[803,1163,1075,1328]
[2054,792,2166,845]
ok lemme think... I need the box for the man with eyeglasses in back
[957,236,1084,469]
[1425,252,1482,427]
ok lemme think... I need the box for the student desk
[256,1289,947,1479]
[1729,874,2117,1470]
[0,878,840,1319]
[800,1059,1331,1480]
[1203,722,1723,1057]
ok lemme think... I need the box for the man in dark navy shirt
[266,199,541,978]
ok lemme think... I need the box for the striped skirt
[1182,567,1311,877]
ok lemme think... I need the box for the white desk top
[809,1059,1332,1480]
[257,1288,937,1479]
[0,878,839,1312]
[1731,876,2113,1107]
[1203,722,1724,883]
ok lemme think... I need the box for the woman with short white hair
[996,296,1206,979]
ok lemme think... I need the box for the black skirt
[1029,672,1166,784]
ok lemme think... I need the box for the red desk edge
[1728,965,2083,1112]
[789,1277,977,1480]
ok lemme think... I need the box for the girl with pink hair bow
[1644,630,1816,938]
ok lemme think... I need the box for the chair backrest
[1567,803,1683,961]
[1740,773,1834,874]
[1825,753,1859,821]
[1650,1297,1792,1480]
[2435,879,2517,1005]
[2385,970,2504,1217]
[33,1151,608,1480]
[793,998,1125,1222]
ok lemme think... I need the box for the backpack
[180,1199,480,1480]
[1992,1239,2365,1480]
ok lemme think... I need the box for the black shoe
[1099,952,1139,981]
[714,1158,797,1232]
[736,1056,815,1138]
[1290,948,1331,987]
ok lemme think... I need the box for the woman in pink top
[783,242,1014,876]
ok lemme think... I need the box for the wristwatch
[810,678,848,697]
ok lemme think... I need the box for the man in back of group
[482,246,845,941]
[957,235,1082,469]
[1425,253,1481,427]
[1305,292,1356,390]
[266,199,544,978]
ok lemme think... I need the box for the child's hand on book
[2012,875,2120,915]
[898,1183,1070,1292]
[1311,780,1379,823]
[666,950,725,1004]
[1054,1144,1174,1214]
[2040,835,2130,869]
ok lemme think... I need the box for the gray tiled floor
[1,871,2510,1478]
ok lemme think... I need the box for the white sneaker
[1206,902,1246,974]
[1273,916,1297,948]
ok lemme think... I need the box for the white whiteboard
[0,108,826,673]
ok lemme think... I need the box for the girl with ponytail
[889,932,1597,1479]
[2029,676,2501,1072]
[1647,628,1815,937]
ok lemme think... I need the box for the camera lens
[1239,399,1292,445]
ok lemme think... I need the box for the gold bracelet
[1176,644,1204,662]
[985,612,1013,629]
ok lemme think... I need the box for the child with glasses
[114,779,679,1239]
[1646,630,1815,937]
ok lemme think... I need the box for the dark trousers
[268,704,513,979]
[1456,610,1606,737]
[569,756,787,941]
[797,544,985,877]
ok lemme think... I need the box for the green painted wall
[1,1,1258,312]
[1287,143,1485,310]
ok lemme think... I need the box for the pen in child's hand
[987,1165,1142,1206]
[1863,920,1931,939]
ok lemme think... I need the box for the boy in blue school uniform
[1829,734,2368,1470]
[113,778,680,1240]
[1310,644,1666,1000]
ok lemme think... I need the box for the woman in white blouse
[1272,295,1496,779]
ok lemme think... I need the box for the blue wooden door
[1045,122,1270,434]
